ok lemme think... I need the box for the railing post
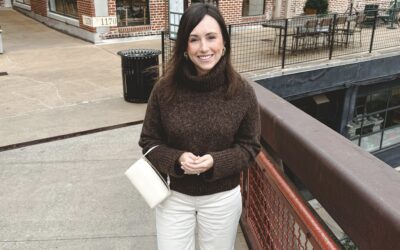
[282,19,288,69]
[329,14,337,60]
[369,10,378,53]
[228,24,232,38]
[161,31,165,74]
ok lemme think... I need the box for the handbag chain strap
[143,145,159,157]
[143,145,171,188]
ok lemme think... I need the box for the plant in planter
[303,0,329,15]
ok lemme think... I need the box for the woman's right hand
[179,152,199,175]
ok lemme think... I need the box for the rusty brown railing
[241,151,340,250]
[244,81,400,250]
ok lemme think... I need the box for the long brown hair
[159,3,243,101]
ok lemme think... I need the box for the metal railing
[248,81,400,250]
[240,151,340,250]
[162,9,400,73]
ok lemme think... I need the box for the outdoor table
[262,17,318,54]
[262,15,357,54]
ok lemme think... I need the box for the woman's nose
[199,39,209,52]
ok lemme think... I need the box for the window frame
[242,0,265,17]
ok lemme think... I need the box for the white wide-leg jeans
[156,185,242,250]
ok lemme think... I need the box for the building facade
[3,0,393,43]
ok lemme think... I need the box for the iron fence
[161,8,400,73]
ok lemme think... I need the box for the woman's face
[187,15,224,76]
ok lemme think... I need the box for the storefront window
[365,90,388,113]
[347,84,400,152]
[49,0,78,18]
[16,0,31,5]
[117,0,149,27]
[192,0,218,6]
[242,0,264,16]
[382,107,400,148]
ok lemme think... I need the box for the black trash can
[117,49,161,103]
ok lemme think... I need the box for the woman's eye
[208,36,216,40]
[189,38,198,43]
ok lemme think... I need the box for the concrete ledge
[47,11,79,27]
[13,2,31,11]
[0,98,146,148]
[13,7,102,43]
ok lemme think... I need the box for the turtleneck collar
[180,56,227,92]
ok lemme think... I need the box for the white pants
[156,185,242,250]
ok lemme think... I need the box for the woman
[139,3,261,250]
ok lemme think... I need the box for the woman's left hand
[181,154,214,175]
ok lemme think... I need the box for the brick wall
[202,0,273,24]
[108,0,116,16]
[0,0,4,7]
[78,0,96,32]
[31,0,47,17]
[149,0,167,30]
[219,0,243,24]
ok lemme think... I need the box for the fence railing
[162,8,400,73]
[250,81,400,250]
[240,151,340,250]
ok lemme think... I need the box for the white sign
[82,15,117,27]
[169,0,184,40]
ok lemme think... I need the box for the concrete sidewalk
[0,8,248,249]
[0,125,248,249]
[0,8,158,147]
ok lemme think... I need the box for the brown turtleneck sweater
[139,58,261,196]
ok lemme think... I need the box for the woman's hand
[179,153,214,175]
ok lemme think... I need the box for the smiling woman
[138,3,261,250]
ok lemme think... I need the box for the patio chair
[338,14,365,47]
[316,18,333,48]
[291,19,319,52]
[363,4,379,26]
[333,16,347,45]
[351,14,365,45]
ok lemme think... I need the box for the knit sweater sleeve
[206,84,261,182]
[138,84,185,177]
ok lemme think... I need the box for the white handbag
[125,145,171,208]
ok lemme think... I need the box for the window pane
[382,125,400,148]
[16,0,31,4]
[383,107,400,149]
[49,0,77,18]
[64,0,78,17]
[117,0,150,27]
[242,0,264,16]
[365,90,389,113]
[348,112,385,150]
[385,107,400,129]
[360,132,382,152]
[192,0,218,6]
[389,86,400,108]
